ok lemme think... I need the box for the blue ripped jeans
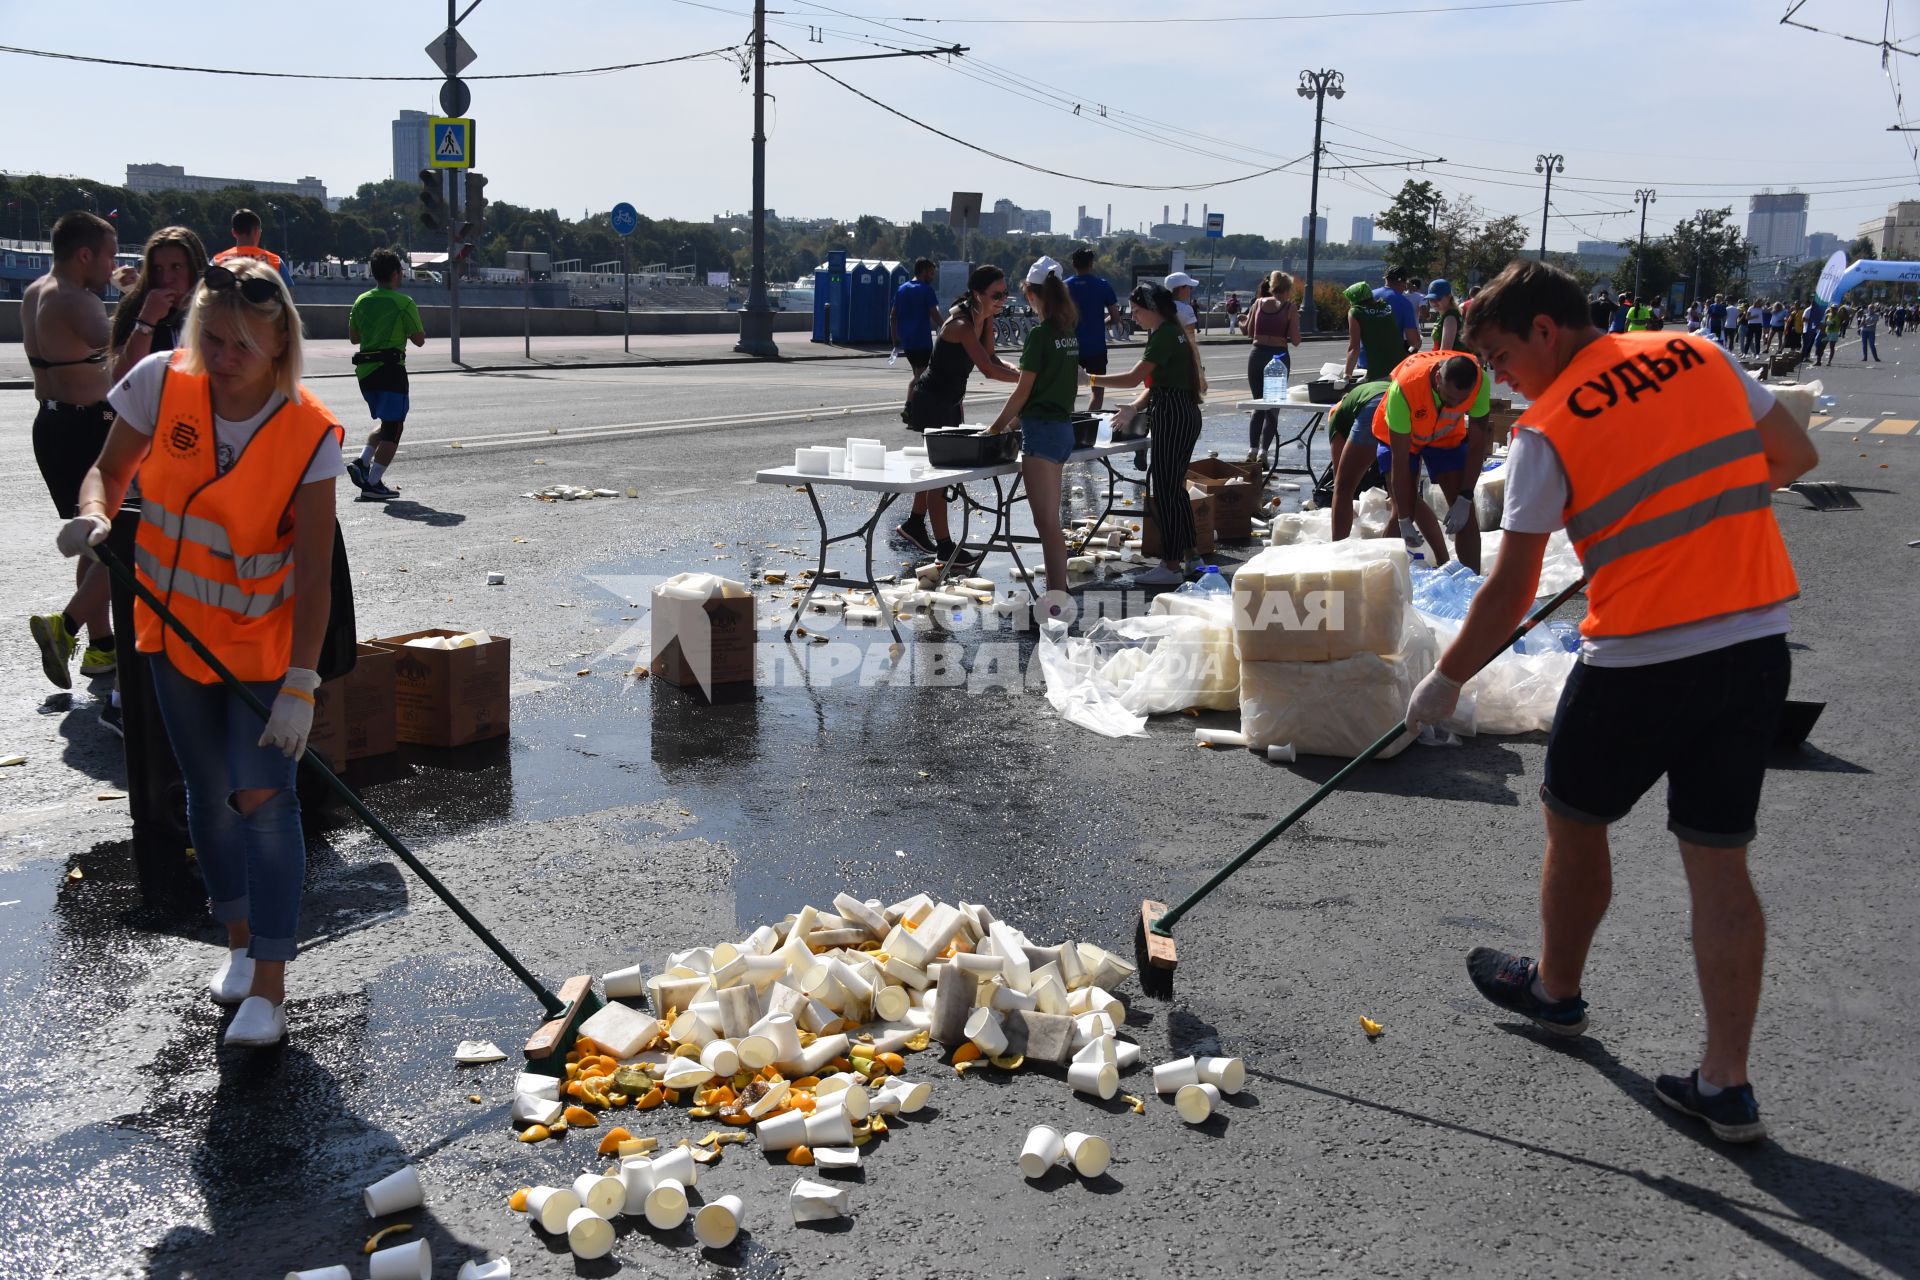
[149,655,305,961]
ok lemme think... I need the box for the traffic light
[450,221,475,278]
[464,171,487,243]
[418,169,445,231]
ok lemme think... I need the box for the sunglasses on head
[202,264,280,304]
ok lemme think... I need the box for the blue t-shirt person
[1374,286,1418,336]
[891,279,940,351]
[1066,272,1118,354]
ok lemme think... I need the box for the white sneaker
[223,995,287,1047]
[209,947,255,1005]
[1134,564,1187,585]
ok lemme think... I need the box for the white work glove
[1406,668,1463,734]
[1397,517,1423,551]
[1445,494,1475,535]
[56,513,111,559]
[258,667,321,760]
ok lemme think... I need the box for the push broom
[1136,578,1587,998]
[96,543,600,1070]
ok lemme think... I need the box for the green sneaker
[79,644,117,678]
[29,613,76,690]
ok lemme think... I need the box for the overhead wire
[0,41,739,80]
[781,0,1589,24]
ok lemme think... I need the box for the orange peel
[596,1126,633,1156]
[508,1186,531,1212]
[563,1105,598,1127]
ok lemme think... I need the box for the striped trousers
[1146,386,1203,563]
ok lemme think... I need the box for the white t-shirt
[1175,300,1197,328]
[108,352,344,486]
[1501,342,1788,667]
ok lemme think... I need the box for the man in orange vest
[1405,259,1817,1143]
[211,208,293,294]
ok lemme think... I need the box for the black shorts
[903,346,932,375]
[1078,350,1109,377]
[1541,634,1791,848]
[905,389,963,433]
[32,401,116,519]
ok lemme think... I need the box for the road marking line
[1820,417,1873,433]
[1869,418,1917,435]
[428,400,902,450]
[1810,416,1829,427]
[656,487,707,497]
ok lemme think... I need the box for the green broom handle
[95,542,565,1016]
[1151,576,1587,938]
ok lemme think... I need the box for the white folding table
[1235,399,1334,492]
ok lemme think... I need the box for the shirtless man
[24,212,119,692]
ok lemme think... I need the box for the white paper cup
[1018,1125,1065,1179]
[872,985,912,1022]
[693,1193,746,1248]
[990,985,1038,1012]
[1176,1081,1222,1124]
[644,1178,689,1230]
[526,1185,581,1234]
[964,1006,1009,1057]
[286,1268,352,1280]
[701,1038,741,1078]
[750,1012,803,1062]
[566,1206,615,1259]
[367,1238,432,1280]
[1063,1131,1112,1178]
[805,1106,855,1147]
[875,1077,932,1115]
[735,1034,776,1070]
[1115,1040,1143,1071]
[819,1086,869,1121]
[651,1144,698,1189]
[790,1177,851,1223]
[1267,743,1296,762]
[1196,1055,1246,1094]
[1153,1055,1200,1094]
[620,1156,657,1213]
[362,1165,423,1218]
[814,1146,860,1170]
[571,1172,623,1218]
[1068,1060,1119,1100]
[455,1261,510,1280]
[601,963,647,999]
[757,1108,809,1151]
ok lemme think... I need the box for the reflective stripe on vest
[1530,332,1798,638]
[1376,348,1481,450]
[138,491,295,581]
[134,542,294,618]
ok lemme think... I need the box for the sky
[3,0,1918,253]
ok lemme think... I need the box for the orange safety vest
[1529,332,1798,639]
[1373,347,1483,451]
[213,245,284,273]
[133,354,342,683]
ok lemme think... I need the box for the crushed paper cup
[1073,1035,1117,1067]
[1193,727,1249,748]
[512,1071,559,1102]
[1063,1131,1112,1178]
[1153,1056,1200,1094]
[286,1268,352,1280]
[991,985,1039,1013]
[693,1193,746,1248]
[964,1007,1009,1057]
[644,1178,689,1230]
[566,1206,614,1260]
[601,963,647,999]
[790,1177,851,1223]
[813,1146,860,1170]
[1068,1060,1119,1100]
[571,1172,623,1218]
[577,1002,663,1057]
[362,1165,423,1217]
[367,1238,432,1280]
[744,1079,791,1120]
[453,1039,506,1064]
[511,1093,563,1128]
[525,1185,581,1234]
[1019,1125,1065,1179]
[1176,1081,1222,1124]
[455,1262,510,1280]
[1196,1056,1246,1094]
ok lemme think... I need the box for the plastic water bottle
[888,349,900,368]
[1264,355,1289,403]
[1194,565,1231,596]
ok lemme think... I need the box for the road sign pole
[623,243,630,354]
[446,171,462,365]
[524,267,531,359]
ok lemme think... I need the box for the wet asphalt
[1,341,1916,1279]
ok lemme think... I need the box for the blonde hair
[178,256,305,403]
[1267,271,1293,299]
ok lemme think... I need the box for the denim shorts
[1020,416,1076,464]
[1375,436,1468,481]
[1542,634,1790,847]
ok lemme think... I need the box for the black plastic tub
[924,427,1021,468]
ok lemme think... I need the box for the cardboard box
[1480,408,1520,447]
[375,629,512,748]
[1141,489,1216,560]
[650,573,756,693]
[344,642,397,760]
[1186,457,1262,521]
[308,677,349,773]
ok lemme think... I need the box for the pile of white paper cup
[1019,1124,1114,1181]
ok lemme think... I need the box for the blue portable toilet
[812,249,849,343]
[847,259,886,344]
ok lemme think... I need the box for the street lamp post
[1296,68,1344,332]
[1633,188,1657,300]
[735,0,779,357]
[679,241,695,279]
[1534,154,1564,260]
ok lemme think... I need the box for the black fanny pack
[351,348,405,367]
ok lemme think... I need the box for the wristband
[133,319,155,334]
[278,686,316,706]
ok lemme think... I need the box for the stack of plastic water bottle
[1411,562,1580,653]
[1176,566,1233,597]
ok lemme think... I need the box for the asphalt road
[0,337,1914,1279]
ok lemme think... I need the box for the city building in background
[391,110,431,184]
[127,163,332,209]
[1351,216,1374,246]
[1855,201,1920,258]
[1803,230,1842,261]
[1301,214,1328,243]
[1746,191,1809,261]
[1076,213,1103,239]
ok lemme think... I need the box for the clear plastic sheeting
[1422,613,1575,735]
[1237,616,1435,760]
[1035,603,1241,738]
[1477,528,1584,596]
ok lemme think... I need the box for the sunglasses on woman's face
[202,264,280,304]
[985,288,1007,300]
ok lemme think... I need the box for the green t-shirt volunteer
[1625,304,1653,331]
[1018,321,1081,420]
[1383,372,1491,437]
[1329,379,1392,441]
[1142,321,1193,392]
[349,286,425,381]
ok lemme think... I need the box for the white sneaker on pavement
[209,947,255,1006]
[223,996,287,1047]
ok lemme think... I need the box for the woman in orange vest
[1405,259,1817,1144]
[57,255,343,1049]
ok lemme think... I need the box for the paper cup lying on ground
[652,1144,697,1190]
[525,1185,581,1234]
[513,1071,560,1101]
[511,1092,562,1128]
[572,1172,623,1218]
[363,1166,423,1217]
[1267,743,1296,763]
[1063,1131,1112,1178]
[872,984,912,1022]
[367,1238,432,1280]
[455,1261,510,1280]
[620,1157,657,1213]
[1177,1081,1222,1124]
[819,1085,869,1121]
[567,1206,615,1259]
[790,1177,851,1223]
[965,1007,1009,1057]
[1196,1056,1246,1094]
[1019,1125,1065,1178]
[701,1038,741,1078]
[286,1267,351,1280]
[1068,1060,1119,1100]
[644,1178,689,1230]
[874,1078,932,1115]
[601,963,647,999]
[805,1106,856,1147]
[693,1193,746,1248]
[1153,1056,1200,1094]
[758,1108,809,1151]
[814,1146,860,1170]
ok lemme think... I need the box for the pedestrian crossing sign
[429,117,475,169]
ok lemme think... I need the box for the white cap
[1025,255,1064,286]
[1164,271,1200,291]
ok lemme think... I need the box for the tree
[1375,179,1443,275]
[1611,240,1679,301]
[1848,234,1878,260]
[1465,214,1529,283]
[1663,207,1750,300]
